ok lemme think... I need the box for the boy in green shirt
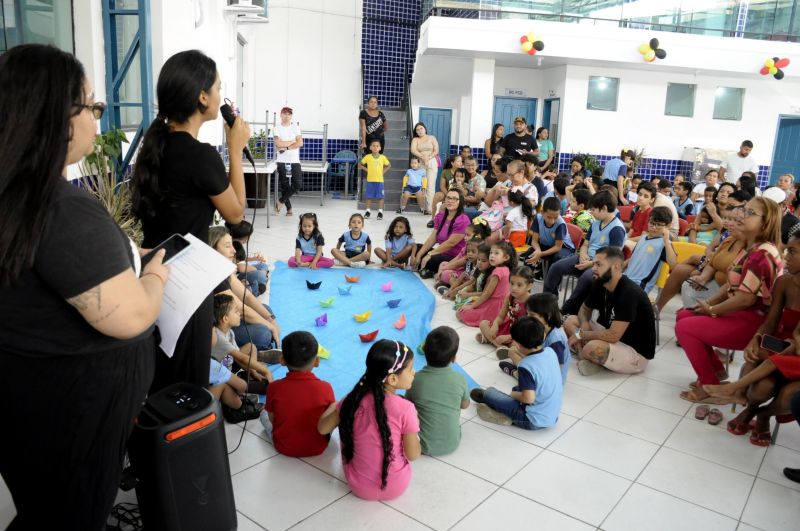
[405,326,470,456]
[568,187,594,234]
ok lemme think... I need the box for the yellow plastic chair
[653,241,707,344]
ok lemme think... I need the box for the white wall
[244,0,362,139]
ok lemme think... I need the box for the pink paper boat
[381,281,393,292]
[393,313,407,330]
[359,329,379,342]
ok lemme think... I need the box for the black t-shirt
[501,133,537,160]
[0,180,150,357]
[585,276,656,359]
[141,132,229,248]
[359,110,386,141]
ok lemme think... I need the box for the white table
[225,160,277,227]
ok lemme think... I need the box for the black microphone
[220,103,254,165]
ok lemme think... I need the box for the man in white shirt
[273,106,304,216]
[720,140,759,184]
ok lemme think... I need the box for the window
[587,76,619,112]
[664,83,696,117]
[713,87,744,121]
[1,1,74,53]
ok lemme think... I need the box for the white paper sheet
[155,233,235,357]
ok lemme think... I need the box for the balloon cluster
[519,32,544,55]
[638,38,667,62]
[760,57,790,80]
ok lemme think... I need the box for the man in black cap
[501,116,537,160]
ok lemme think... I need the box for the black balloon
[773,56,780,62]
[774,70,785,80]
[649,38,659,50]
[655,48,667,59]
[533,40,544,51]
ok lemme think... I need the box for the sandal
[475,333,490,344]
[495,346,510,360]
[695,405,711,420]
[707,408,724,426]
[679,389,729,404]
[499,361,517,377]
[727,418,755,436]
[750,430,772,447]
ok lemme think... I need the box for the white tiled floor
[6,197,797,529]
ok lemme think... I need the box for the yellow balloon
[765,58,775,68]
[521,41,533,52]
[531,34,541,42]
[770,66,778,75]
[639,43,650,54]
[644,49,656,61]
[527,32,536,43]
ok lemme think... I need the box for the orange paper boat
[393,313,407,330]
[345,275,360,283]
[359,329,379,342]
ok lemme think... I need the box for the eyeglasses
[648,220,667,228]
[445,196,460,201]
[743,208,764,218]
[74,102,106,120]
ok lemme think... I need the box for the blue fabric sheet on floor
[267,262,478,398]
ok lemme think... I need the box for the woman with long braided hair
[318,339,421,500]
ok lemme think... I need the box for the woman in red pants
[675,197,783,402]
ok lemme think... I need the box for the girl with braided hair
[318,340,421,500]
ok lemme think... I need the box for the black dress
[0,180,155,530]
[142,131,229,392]
[359,109,386,154]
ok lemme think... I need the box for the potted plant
[78,127,143,245]
[572,152,601,175]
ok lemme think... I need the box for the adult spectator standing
[602,148,634,206]
[133,50,249,392]
[484,123,505,157]
[410,122,440,218]
[358,95,388,154]
[274,106,303,216]
[0,44,167,530]
[720,140,758,183]
[564,247,656,376]
[535,127,555,169]
[501,117,537,160]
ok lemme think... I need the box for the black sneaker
[396,208,403,214]
[377,211,383,220]
[419,269,433,279]
[222,397,263,423]
[364,211,371,219]
[426,220,435,228]
[470,388,486,403]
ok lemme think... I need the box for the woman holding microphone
[132,49,252,392]
[0,44,168,529]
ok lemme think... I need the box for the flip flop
[727,418,755,436]
[679,389,729,404]
[750,430,771,447]
[695,405,711,420]
[707,408,724,426]
[689,379,729,389]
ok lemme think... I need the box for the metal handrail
[404,61,413,142]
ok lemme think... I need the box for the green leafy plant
[248,129,267,159]
[572,152,601,174]
[631,147,649,172]
[78,128,143,245]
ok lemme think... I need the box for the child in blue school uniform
[625,206,677,296]
[331,213,372,268]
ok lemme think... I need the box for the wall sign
[504,88,527,97]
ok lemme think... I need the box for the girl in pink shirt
[318,340,421,500]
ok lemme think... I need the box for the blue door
[493,97,537,137]
[542,98,560,147]
[418,107,452,192]
[770,116,800,185]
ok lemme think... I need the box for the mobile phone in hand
[141,234,191,268]
[761,334,791,353]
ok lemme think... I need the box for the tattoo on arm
[67,286,101,312]
[87,303,121,325]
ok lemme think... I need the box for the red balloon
[760,66,770,75]
[527,49,537,55]
[520,35,529,43]
[776,58,790,68]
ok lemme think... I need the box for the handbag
[435,154,442,168]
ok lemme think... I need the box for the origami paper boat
[319,297,335,307]
[381,281,393,292]
[353,310,372,323]
[317,344,330,359]
[315,313,328,327]
[417,341,426,356]
[306,280,322,290]
[345,275,360,283]
[338,285,352,295]
[359,329,379,342]
[386,299,401,308]
[393,313,407,330]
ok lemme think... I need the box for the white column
[468,57,495,148]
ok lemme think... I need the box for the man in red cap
[274,106,304,215]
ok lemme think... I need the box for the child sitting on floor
[289,212,334,268]
[261,331,335,457]
[228,220,269,296]
[470,317,563,429]
[212,294,275,384]
[331,213,372,268]
[405,327,469,456]
[376,216,416,268]
[453,243,491,310]
[523,292,569,383]
[318,340,421,501]
[442,237,481,300]
[457,242,516,327]
[477,266,534,348]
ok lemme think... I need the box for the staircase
[357,108,421,213]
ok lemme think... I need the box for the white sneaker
[350,262,366,268]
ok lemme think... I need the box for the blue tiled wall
[362,0,420,108]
